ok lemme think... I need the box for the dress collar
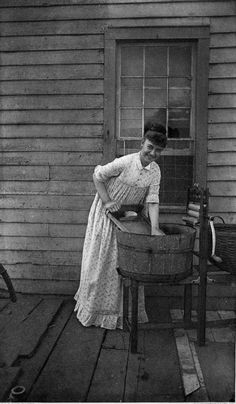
[137,152,151,171]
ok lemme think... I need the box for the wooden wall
[0,0,235,294]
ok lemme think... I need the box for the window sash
[116,42,196,149]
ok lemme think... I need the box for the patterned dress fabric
[74,152,161,330]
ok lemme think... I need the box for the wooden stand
[111,190,236,354]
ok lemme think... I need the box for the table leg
[123,278,129,331]
[130,279,139,353]
[184,284,192,325]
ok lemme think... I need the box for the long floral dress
[74,152,161,330]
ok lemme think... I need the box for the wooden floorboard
[0,294,42,335]
[195,342,235,402]
[124,348,143,402]
[0,294,235,402]
[0,297,63,366]
[135,329,185,402]
[27,313,105,402]
[0,366,21,401]
[102,328,130,350]
[0,298,9,312]
[15,299,74,400]
[87,348,129,402]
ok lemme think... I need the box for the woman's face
[140,139,164,166]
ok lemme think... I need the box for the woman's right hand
[104,200,121,213]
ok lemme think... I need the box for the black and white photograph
[0,0,235,402]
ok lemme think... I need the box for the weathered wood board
[195,342,235,402]
[16,299,74,400]
[27,314,105,402]
[0,297,63,366]
[0,366,21,402]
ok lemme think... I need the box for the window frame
[104,26,210,192]
[116,41,196,144]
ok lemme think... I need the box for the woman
[74,122,167,329]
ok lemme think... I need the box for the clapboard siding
[0,65,103,80]
[0,80,104,95]
[209,64,236,79]
[0,1,235,293]
[4,264,80,280]
[209,109,236,122]
[210,48,236,64]
[0,223,49,237]
[0,210,90,224]
[0,36,104,51]
[0,138,102,152]
[209,79,236,93]
[209,123,236,138]
[0,195,94,210]
[208,139,236,152]
[0,3,233,21]
[0,125,103,138]
[208,152,236,166]
[0,0,232,5]
[210,33,236,48]
[209,182,236,196]
[0,250,82,265]
[0,50,104,65]
[0,152,102,165]
[208,166,236,181]
[0,110,103,124]
[0,237,84,251]
[0,181,95,195]
[208,94,236,108]
[0,166,95,181]
[0,95,103,110]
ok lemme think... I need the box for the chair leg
[197,262,207,346]
[183,284,192,325]
[130,279,139,354]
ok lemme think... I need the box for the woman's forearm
[148,203,160,231]
[93,174,111,203]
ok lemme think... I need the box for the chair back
[182,184,209,259]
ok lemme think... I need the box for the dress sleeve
[145,165,161,204]
[94,155,130,182]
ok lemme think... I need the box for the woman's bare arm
[148,203,165,235]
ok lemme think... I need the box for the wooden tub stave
[116,221,196,282]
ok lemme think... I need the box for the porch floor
[0,293,235,402]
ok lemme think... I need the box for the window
[104,27,209,209]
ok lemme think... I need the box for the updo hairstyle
[143,119,167,149]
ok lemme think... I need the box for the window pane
[145,78,167,108]
[159,155,193,205]
[168,109,190,138]
[145,47,167,76]
[120,108,142,138]
[169,88,191,107]
[169,47,191,77]
[169,77,191,88]
[145,89,167,107]
[121,46,143,76]
[121,78,143,107]
[144,108,166,127]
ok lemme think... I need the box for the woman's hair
[143,119,167,148]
